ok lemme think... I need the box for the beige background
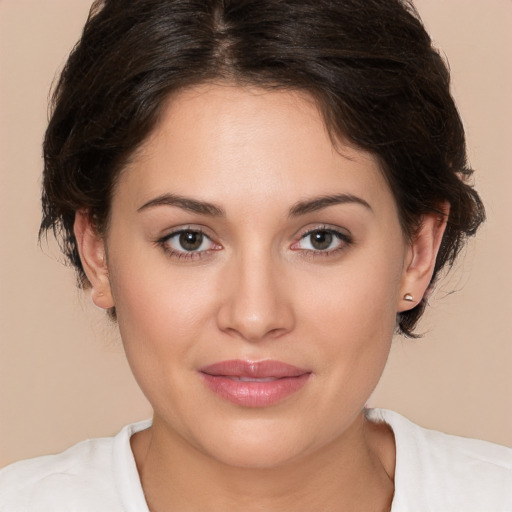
[0,0,511,468]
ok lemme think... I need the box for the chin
[190,416,318,469]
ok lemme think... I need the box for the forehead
[118,83,394,213]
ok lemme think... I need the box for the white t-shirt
[1,409,510,511]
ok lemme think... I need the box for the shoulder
[368,408,512,512]
[0,436,117,511]
[0,420,151,512]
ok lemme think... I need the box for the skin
[75,83,447,512]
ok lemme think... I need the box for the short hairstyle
[40,0,485,336]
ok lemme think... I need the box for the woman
[1,0,510,510]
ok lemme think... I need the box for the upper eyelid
[158,225,213,241]
[158,228,219,259]
[156,224,351,247]
[158,227,217,249]
[297,224,351,239]
[290,225,353,252]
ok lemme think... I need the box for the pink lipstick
[199,360,311,407]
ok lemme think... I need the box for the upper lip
[200,360,310,379]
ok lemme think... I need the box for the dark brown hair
[40,0,485,336]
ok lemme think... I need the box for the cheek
[303,277,396,380]
[112,269,215,340]
[108,266,220,420]
[106,246,219,379]
[298,250,402,339]
[295,244,402,390]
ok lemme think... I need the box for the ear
[74,211,114,309]
[397,203,449,312]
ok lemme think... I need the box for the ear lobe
[74,211,114,309]
[398,204,449,312]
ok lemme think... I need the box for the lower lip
[200,373,311,407]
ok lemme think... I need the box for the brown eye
[162,229,217,255]
[292,227,351,254]
[179,231,204,251]
[309,230,333,250]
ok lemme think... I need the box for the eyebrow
[137,193,225,216]
[289,194,372,217]
[137,192,371,217]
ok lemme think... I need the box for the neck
[131,411,395,512]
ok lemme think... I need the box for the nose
[216,250,295,342]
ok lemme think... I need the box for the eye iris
[179,231,203,251]
[311,230,333,250]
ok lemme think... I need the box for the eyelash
[291,226,353,257]
[156,225,352,261]
[157,228,220,261]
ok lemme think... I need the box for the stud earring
[403,293,414,302]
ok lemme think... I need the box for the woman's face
[97,84,414,467]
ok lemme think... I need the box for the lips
[199,360,311,407]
